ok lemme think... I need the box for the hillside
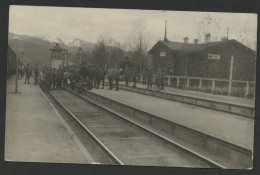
[8,33,95,69]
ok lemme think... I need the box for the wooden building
[148,37,256,81]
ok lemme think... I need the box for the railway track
[48,89,223,168]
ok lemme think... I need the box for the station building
[148,34,256,81]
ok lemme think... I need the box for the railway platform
[5,77,88,164]
[118,81,255,107]
[89,87,254,151]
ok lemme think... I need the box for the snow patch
[10,35,22,40]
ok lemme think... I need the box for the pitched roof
[148,39,255,55]
[50,43,64,51]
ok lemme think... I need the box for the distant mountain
[8,32,96,68]
[67,38,95,52]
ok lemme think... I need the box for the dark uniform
[93,66,99,89]
[52,69,57,90]
[24,64,32,84]
[34,64,39,85]
[98,67,106,89]
[107,68,114,90]
[132,68,138,88]
[114,67,120,91]
[88,66,94,87]
[123,66,131,86]
[47,69,53,90]
[160,69,165,90]
[147,69,153,90]
[57,68,63,89]
[155,70,160,91]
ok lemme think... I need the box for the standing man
[18,65,21,79]
[147,68,153,90]
[63,68,70,89]
[155,69,160,91]
[52,68,57,90]
[132,67,138,88]
[21,65,25,78]
[34,64,39,85]
[56,67,63,89]
[93,65,98,89]
[24,63,31,84]
[124,66,130,86]
[114,66,120,91]
[99,65,106,89]
[47,68,53,90]
[107,67,114,90]
[160,68,165,90]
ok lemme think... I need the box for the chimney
[222,37,227,41]
[205,33,211,43]
[184,37,189,43]
[194,39,198,44]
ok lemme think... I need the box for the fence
[136,74,255,99]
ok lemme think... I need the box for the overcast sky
[9,5,257,47]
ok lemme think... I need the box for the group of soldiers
[143,68,165,91]
[19,63,40,85]
[39,62,166,93]
[41,66,70,91]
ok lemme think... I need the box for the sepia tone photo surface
[5,5,257,169]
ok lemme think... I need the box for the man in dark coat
[160,68,165,90]
[114,67,120,91]
[132,68,138,88]
[34,64,39,85]
[93,65,99,89]
[24,63,32,84]
[123,66,131,86]
[107,67,114,90]
[98,65,106,89]
[147,69,153,90]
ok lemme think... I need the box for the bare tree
[126,18,152,72]
[237,29,257,51]
[92,35,125,67]
[197,13,223,42]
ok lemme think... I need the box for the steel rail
[47,91,124,165]
[66,88,227,169]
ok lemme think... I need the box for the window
[160,51,166,57]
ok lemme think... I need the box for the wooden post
[186,78,190,89]
[15,54,18,93]
[211,79,215,94]
[177,77,180,87]
[168,76,171,86]
[245,81,249,98]
[199,78,202,91]
[228,55,234,96]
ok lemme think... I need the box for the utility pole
[140,36,142,74]
[228,55,234,96]
[15,52,18,93]
[226,27,229,40]
[16,49,24,93]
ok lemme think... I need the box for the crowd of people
[18,63,40,85]
[20,62,167,93]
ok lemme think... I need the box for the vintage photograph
[5,5,256,169]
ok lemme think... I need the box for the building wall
[179,41,256,81]
[150,41,256,81]
[151,44,176,71]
